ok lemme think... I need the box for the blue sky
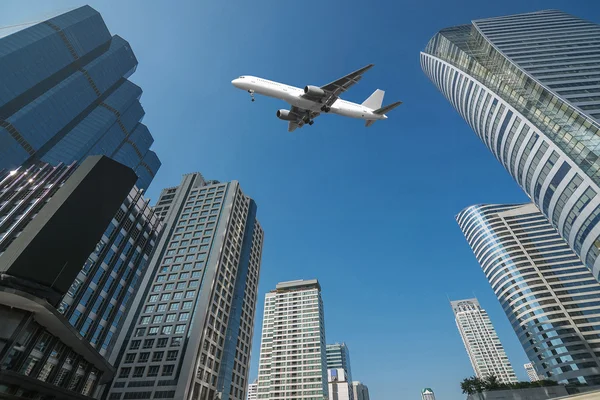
[3,1,600,399]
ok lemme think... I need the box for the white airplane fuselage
[231,76,387,121]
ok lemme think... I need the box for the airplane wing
[287,106,321,132]
[302,64,374,107]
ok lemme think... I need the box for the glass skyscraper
[0,5,160,190]
[451,298,517,383]
[257,280,328,400]
[421,10,600,278]
[107,173,263,400]
[457,203,600,384]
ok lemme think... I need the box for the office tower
[351,382,369,400]
[107,174,263,400]
[0,156,138,399]
[58,185,162,359]
[326,343,353,386]
[457,203,600,384]
[421,388,435,400]
[524,363,541,382]
[421,10,600,276]
[328,369,352,400]
[0,5,160,190]
[257,280,327,400]
[247,380,258,400]
[451,298,517,383]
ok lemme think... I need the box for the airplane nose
[232,78,241,88]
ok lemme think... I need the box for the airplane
[231,64,402,132]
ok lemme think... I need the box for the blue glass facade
[0,5,160,190]
[457,204,600,384]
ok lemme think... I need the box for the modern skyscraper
[421,388,435,400]
[328,369,352,400]
[451,298,517,384]
[257,280,327,400]
[0,5,160,190]
[107,173,263,400]
[247,380,258,400]
[351,382,369,400]
[326,343,353,386]
[0,156,140,399]
[59,185,162,359]
[525,363,541,382]
[457,203,600,384]
[421,10,600,277]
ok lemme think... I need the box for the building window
[166,314,176,322]
[175,325,186,334]
[157,338,168,348]
[148,327,159,335]
[147,366,159,377]
[170,303,180,311]
[133,367,145,378]
[124,354,136,364]
[166,350,178,361]
[119,367,131,378]
[153,352,164,362]
[135,328,146,337]
[179,312,189,321]
[138,352,150,363]
[143,339,154,349]
[171,337,182,347]
[162,326,173,335]
[162,365,174,376]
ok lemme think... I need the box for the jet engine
[276,109,296,121]
[304,85,325,98]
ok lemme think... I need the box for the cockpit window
[239,76,245,79]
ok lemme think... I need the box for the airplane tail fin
[373,101,403,115]
[361,89,385,110]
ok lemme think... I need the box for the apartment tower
[257,280,327,400]
[451,298,517,383]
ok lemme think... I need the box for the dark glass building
[0,156,139,399]
[0,5,160,190]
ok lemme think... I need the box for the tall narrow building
[247,380,258,400]
[257,280,328,400]
[328,369,352,400]
[351,382,369,400]
[326,343,353,385]
[107,173,263,400]
[421,10,600,276]
[0,5,160,190]
[451,298,517,383]
[524,363,541,383]
[421,388,435,400]
[457,203,600,384]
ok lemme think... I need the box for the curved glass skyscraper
[421,10,600,279]
[457,203,600,384]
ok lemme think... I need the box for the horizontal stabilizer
[373,101,403,115]
[365,120,376,128]
[362,89,385,110]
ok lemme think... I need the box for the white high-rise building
[524,363,541,382]
[257,279,328,400]
[328,368,351,400]
[451,298,517,384]
[247,380,258,400]
[421,388,435,400]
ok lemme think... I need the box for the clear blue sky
[2,1,599,399]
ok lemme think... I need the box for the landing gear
[248,89,255,102]
[320,106,331,113]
